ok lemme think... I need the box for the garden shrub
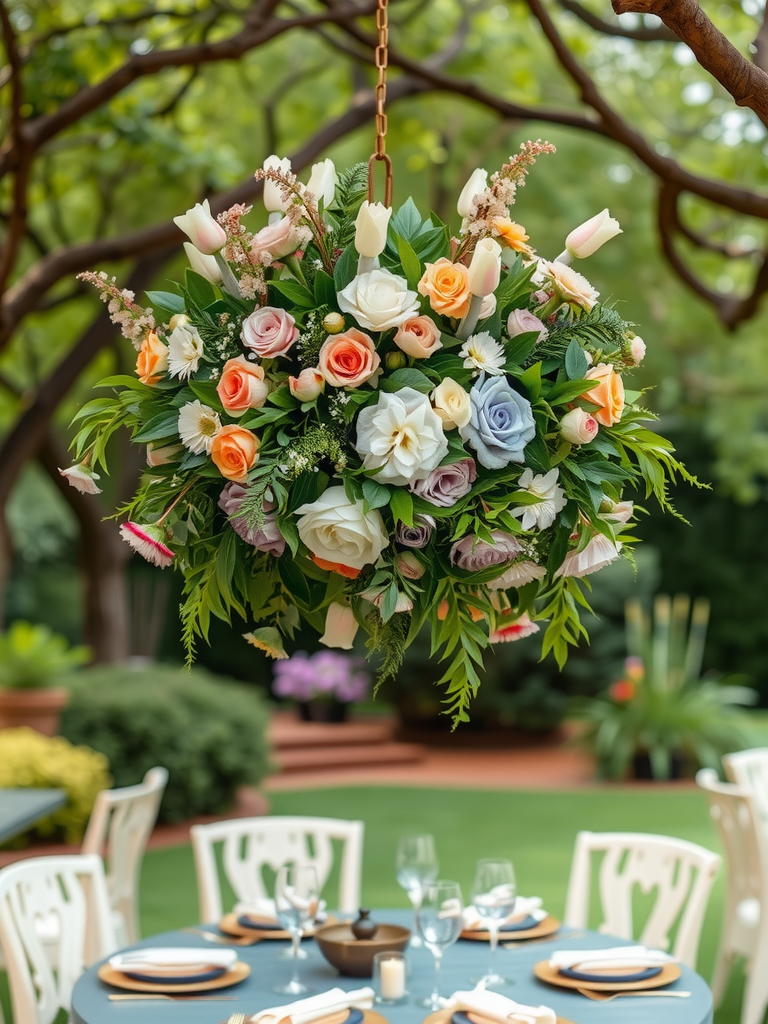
[59,664,272,822]
[0,727,111,845]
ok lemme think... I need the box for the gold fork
[577,988,692,1002]
[226,1014,246,1024]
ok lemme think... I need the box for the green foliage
[0,728,111,846]
[0,621,90,689]
[59,664,272,822]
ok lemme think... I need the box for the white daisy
[58,463,101,494]
[511,468,567,530]
[459,331,505,376]
[178,400,221,454]
[167,322,204,379]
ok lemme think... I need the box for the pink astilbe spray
[77,272,156,349]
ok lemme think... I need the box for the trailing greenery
[0,620,90,689]
[59,664,272,822]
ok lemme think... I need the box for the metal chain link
[368,0,392,206]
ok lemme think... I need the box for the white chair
[563,829,721,968]
[723,749,768,832]
[0,854,117,1024]
[697,768,768,1024]
[81,765,168,946]
[190,815,364,922]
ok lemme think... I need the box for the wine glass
[415,879,463,1009]
[469,858,517,988]
[272,864,319,994]
[395,834,438,946]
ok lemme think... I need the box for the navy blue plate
[558,964,663,984]
[236,915,283,931]
[122,965,228,985]
[454,1012,479,1024]
[346,1009,364,1024]
[500,914,540,932]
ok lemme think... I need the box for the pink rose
[559,407,598,445]
[250,216,303,263]
[507,309,548,344]
[393,316,443,359]
[241,307,299,359]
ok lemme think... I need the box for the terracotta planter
[0,687,70,737]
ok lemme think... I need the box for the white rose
[431,377,471,429]
[296,486,389,571]
[337,268,420,332]
[355,387,448,486]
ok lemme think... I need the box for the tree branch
[611,0,768,127]
[0,0,32,294]
[555,0,676,41]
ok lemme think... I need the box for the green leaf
[546,378,592,405]
[278,556,311,606]
[146,290,186,315]
[313,270,337,307]
[390,197,424,241]
[380,367,433,394]
[519,362,542,402]
[270,280,315,308]
[184,270,217,309]
[362,478,391,510]
[395,233,422,290]
[132,411,179,443]
[565,339,589,380]
[333,244,358,291]
[389,487,414,526]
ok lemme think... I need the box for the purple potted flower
[272,651,370,722]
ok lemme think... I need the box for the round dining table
[70,909,713,1024]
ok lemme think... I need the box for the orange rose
[211,425,259,482]
[318,328,380,388]
[216,356,269,416]
[311,554,362,579]
[584,362,625,426]
[491,218,534,257]
[417,258,471,318]
[136,330,168,385]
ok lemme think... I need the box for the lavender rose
[459,375,536,470]
[410,458,477,508]
[507,309,548,344]
[218,482,286,556]
[396,514,435,549]
[450,530,523,572]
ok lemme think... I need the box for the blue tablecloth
[0,788,65,845]
[70,909,713,1024]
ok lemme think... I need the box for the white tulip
[565,209,622,259]
[173,199,227,255]
[263,154,292,213]
[457,168,488,219]
[354,201,391,258]
[319,603,359,650]
[467,238,502,297]
[306,159,337,209]
[183,242,222,284]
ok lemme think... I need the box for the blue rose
[459,375,536,469]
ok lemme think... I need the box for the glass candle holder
[373,951,408,1004]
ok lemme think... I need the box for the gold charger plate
[97,961,250,994]
[423,1007,575,1024]
[461,915,561,942]
[534,959,682,992]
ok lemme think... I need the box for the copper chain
[368,0,392,206]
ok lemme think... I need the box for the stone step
[269,713,396,750]
[274,741,425,774]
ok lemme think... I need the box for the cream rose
[296,486,389,572]
[394,316,442,359]
[559,407,599,445]
[431,377,471,429]
[337,268,419,332]
[355,387,448,486]
[289,368,325,401]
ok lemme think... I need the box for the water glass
[470,858,516,987]
[273,864,319,994]
[395,834,439,945]
[415,879,463,1009]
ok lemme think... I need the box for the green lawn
[139,785,746,1024]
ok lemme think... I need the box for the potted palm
[0,621,90,736]
[577,594,755,780]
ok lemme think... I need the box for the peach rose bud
[289,368,325,401]
[136,330,169,385]
[355,201,392,258]
[396,551,425,580]
[565,209,622,259]
[323,312,346,334]
[210,425,260,483]
[457,167,488,219]
[217,356,269,416]
[263,154,292,213]
[173,199,227,255]
[467,237,502,297]
[559,407,599,445]
[319,602,359,650]
[584,362,626,426]
[183,242,222,284]
[394,316,443,359]
[147,443,182,467]
[630,335,646,365]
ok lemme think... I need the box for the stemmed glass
[469,858,517,988]
[415,879,464,1010]
[395,834,438,947]
[272,864,319,995]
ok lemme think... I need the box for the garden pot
[631,750,685,781]
[0,687,70,737]
[298,699,348,723]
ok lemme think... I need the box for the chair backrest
[696,768,766,913]
[723,749,768,827]
[563,830,721,967]
[190,815,364,921]
[81,766,168,945]
[0,854,116,1024]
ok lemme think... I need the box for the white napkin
[234,897,328,924]
[549,945,676,971]
[109,947,237,973]
[462,896,544,931]
[448,987,556,1024]
[249,986,375,1024]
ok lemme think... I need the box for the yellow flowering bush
[0,728,111,845]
